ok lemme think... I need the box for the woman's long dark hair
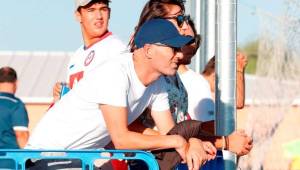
[129,0,185,52]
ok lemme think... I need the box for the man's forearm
[170,120,226,149]
[112,130,185,151]
[128,119,160,136]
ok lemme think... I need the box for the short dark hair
[88,0,110,6]
[0,66,17,83]
[202,56,215,76]
[129,0,185,52]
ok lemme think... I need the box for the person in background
[0,66,29,169]
[202,53,247,109]
[0,66,29,149]
[52,0,126,102]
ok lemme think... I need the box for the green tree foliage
[239,39,259,74]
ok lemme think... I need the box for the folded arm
[99,104,187,151]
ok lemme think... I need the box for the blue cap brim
[160,35,193,48]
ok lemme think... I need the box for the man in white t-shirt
[52,0,126,101]
[27,19,218,170]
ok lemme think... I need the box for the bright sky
[238,0,284,46]
[0,0,284,51]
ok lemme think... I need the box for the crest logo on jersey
[84,50,95,66]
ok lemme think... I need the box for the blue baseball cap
[134,19,193,49]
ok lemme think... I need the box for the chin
[93,29,107,36]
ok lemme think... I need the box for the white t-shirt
[26,53,169,149]
[179,69,215,121]
[67,32,126,88]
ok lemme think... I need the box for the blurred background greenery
[239,39,258,74]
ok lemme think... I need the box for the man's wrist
[188,137,201,144]
[173,135,187,149]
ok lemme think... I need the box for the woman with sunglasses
[129,0,189,52]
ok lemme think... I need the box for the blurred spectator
[0,66,29,149]
[202,53,248,109]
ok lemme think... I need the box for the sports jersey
[26,53,169,149]
[0,92,29,149]
[67,32,126,89]
[179,69,215,121]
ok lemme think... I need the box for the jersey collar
[84,31,112,50]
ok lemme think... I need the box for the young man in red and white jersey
[52,0,126,101]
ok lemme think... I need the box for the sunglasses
[187,34,201,48]
[164,15,191,28]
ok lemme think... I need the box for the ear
[108,7,111,19]
[13,80,18,94]
[75,10,82,23]
[144,44,153,59]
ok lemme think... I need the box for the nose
[96,10,103,19]
[180,21,189,32]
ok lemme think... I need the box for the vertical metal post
[199,0,216,72]
[194,0,202,73]
[215,0,237,169]
[185,0,201,73]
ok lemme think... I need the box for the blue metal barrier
[175,150,224,170]
[0,149,159,170]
